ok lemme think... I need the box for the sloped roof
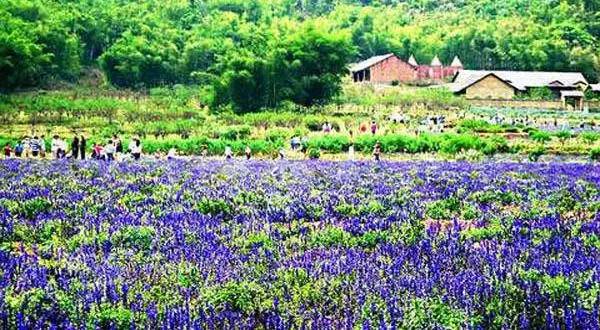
[560,90,584,97]
[350,54,396,72]
[450,56,463,67]
[591,84,600,92]
[408,55,418,66]
[431,55,442,66]
[450,72,525,93]
[452,70,588,93]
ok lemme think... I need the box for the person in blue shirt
[14,141,24,158]
[31,136,41,157]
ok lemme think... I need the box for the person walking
[71,136,80,159]
[105,139,116,161]
[224,146,233,160]
[131,139,142,160]
[3,143,11,159]
[348,130,355,161]
[23,137,31,158]
[91,143,100,159]
[39,136,46,158]
[30,136,40,158]
[167,148,177,160]
[245,145,251,160]
[113,135,123,154]
[51,135,61,159]
[14,141,23,158]
[128,137,137,154]
[373,141,382,161]
[79,136,86,160]
[290,136,301,151]
[59,138,68,159]
[370,121,378,135]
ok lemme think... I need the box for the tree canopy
[1,0,599,110]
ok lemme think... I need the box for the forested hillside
[1,0,599,110]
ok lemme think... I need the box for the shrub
[528,146,546,162]
[308,148,321,159]
[112,226,155,251]
[555,130,572,145]
[308,135,349,153]
[217,126,252,141]
[266,128,291,143]
[303,116,324,131]
[196,198,232,216]
[581,131,600,144]
[426,197,461,220]
[204,281,272,315]
[529,130,552,144]
[440,135,484,154]
[482,136,509,155]
[19,198,53,220]
[590,147,600,161]
[457,119,506,134]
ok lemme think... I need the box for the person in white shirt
[224,146,233,160]
[59,138,68,159]
[51,135,62,159]
[23,137,31,158]
[105,140,116,161]
[167,148,177,160]
[131,139,142,160]
[128,137,138,154]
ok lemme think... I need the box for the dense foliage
[0,160,599,328]
[1,0,599,109]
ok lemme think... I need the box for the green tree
[100,26,182,87]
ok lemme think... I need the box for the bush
[303,116,324,132]
[308,148,321,159]
[266,128,291,143]
[555,130,573,144]
[529,146,546,162]
[440,135,485,154]
[590,147,600,161]
[217,126,252,141]
[529,130,552,144]
[457,119,507,134]
[308,135,349,153]
[112,226,155,251]
[581,131,600,144]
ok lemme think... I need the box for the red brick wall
[369,56,417,83]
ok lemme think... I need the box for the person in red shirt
[373,141,382,161]
[3,143,11,158]
[359,122,368,133]
[370,121,378,135]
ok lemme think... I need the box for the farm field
[0,160,599,328]
[3,86,600,162]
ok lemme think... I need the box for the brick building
[350,54,463,84]
[450,70,589,109]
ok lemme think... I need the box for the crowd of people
[3,120,389,162]
[3,134,144,161]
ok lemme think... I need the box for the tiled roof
[451,70,588,93]
[350,54,396,72]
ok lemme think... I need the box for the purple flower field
[0,160,599,329]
